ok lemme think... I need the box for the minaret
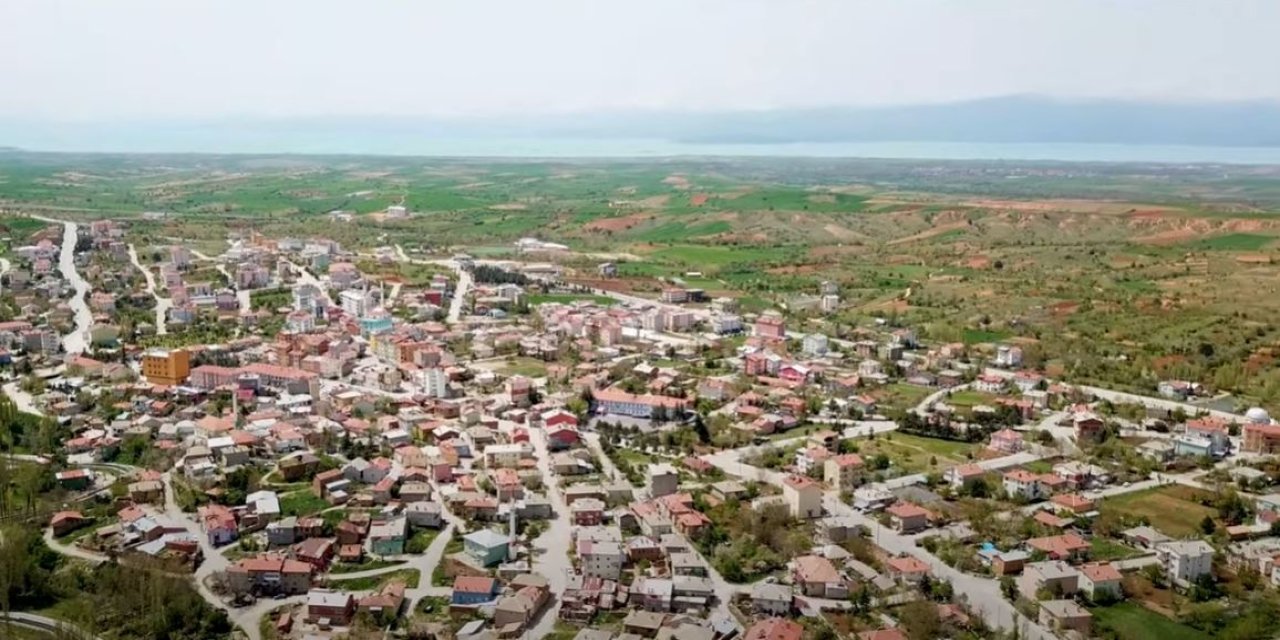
[506,491,518,562]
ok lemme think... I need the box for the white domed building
[1243,407,1280,453]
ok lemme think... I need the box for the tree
[692,413,711,444]
[1000,576,1017,601]
[899,600,942,640]
[1199,515,1217,535]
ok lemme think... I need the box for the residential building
[306,589,356,625]
[369,517,407,556]
[802,334,829,356]
[141,348,191,385]
[754,314,786,340]
[1017,561,1079,600]
[988,428,1024,454]
[578,539,624,581]
[227,555,314,595]
[886,502,930,534]
[1156,540,1215,587]
[885,555,930,584]
[792,555,846,598]
[1026,534,1091,562]
[451,576,500,606]
[464,529,510,567]
[1077,562,1123,600]
[946,463,986,489]
[648,463,679,498]
[1002,469,1044,501]
[750,583,793,617]
[782,475,822,519]
[1038,600,1092,636]
[823,454,864,493]
[743,618,802,640]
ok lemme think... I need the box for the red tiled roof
[793,555,839,584]
[886,502,930,519]
[886,555,929,575]
[453,576,497,594]
[1079,562,1122,582]
[1027,533,1090,557]
[744,618,803,640]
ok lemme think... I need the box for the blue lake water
[8,127,1280,164]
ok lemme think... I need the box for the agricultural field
[852,432,978,473]
[496,357,550,378]
[1090,602,1208,640]
[525,293,615,306]
[1099,485,1218,537]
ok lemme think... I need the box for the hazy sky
[3,0,1278,120]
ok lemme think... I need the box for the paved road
[882,450,1046,490]
[43,526,112,564]
[446,261,472,324]
[283,259,335,307]
[912,383,969,415]
[35,217,92,354]
[127,244,172,335]
[526,426,574,638]
[0,611,102,640]
[985,367,1246,422]
[154,472,258,638]
[3,381,44,415]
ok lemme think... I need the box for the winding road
[127,244,172,335]
[34,217,93,354]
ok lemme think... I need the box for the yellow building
[141,348,191,385]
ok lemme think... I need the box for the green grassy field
[946,390,999,407]
[279,490,330,517]
[875,383,935,411]
[853,432,976,472]
[526,293,615,305]
[330,559,405,574]
[1100,486,1216,537]
[631,220,732,243]
[962,328,1012,344]
[328,568,421,591]
[645,244,797,269]
[1091,602,1207,640]
[1189,233,1274,251]
[1090,537,1143,561]
[497,357,549,377]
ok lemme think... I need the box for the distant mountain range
[5,96,1280,153]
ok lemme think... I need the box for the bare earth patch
[584,213,653,232]
[887,222,968,245]
[1236,254,1272,264]
[662,175,691,189]
[962,198,1183,215]
[822,223,865,242]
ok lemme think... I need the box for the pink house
[754,315,786,340]
[778,364,811,383]
[988,429,1024,454]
